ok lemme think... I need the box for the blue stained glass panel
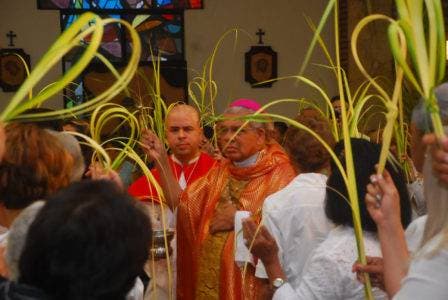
[38,0,202,9]
[123,13,184,61]
[91,0,123,9]
[165,24,181,33]
[155,0,172,7]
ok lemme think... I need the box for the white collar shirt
[255,173,333,288]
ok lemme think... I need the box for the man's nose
[178,129,186,138]
[221,131,237,144]
[219,130,230,142]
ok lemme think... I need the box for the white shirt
[394,231,448,299]
[407,179,426,219]
[255,173,332,288]
[171,155,200,190]
[274,226,388,300]
[126,277,144,300]
[405,215,427,253]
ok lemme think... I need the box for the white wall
[0,0,61,109]
[0,0,337,117]
[185,0,337,117]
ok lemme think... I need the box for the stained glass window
[124,14,183,61]
[38,0,193,107]
[62,14,123,63]
[61,13,183,63]
[38,0,203,10]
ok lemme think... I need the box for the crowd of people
[0,92,446,300]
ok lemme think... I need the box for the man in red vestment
[177,100,296,300]
[128,104,216,208]
[128,104,216,299]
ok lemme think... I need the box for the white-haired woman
[364,133,448,299]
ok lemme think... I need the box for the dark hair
[18,180,152,300]
[330,95,340,103]
[203,125,214,140]
[121,97,136,109]
[273,122,288,136]
[325,138,412,232]
[0,164,48,209]
[284,114,334,172]
[20,108,63,131]
[62,119,90,135]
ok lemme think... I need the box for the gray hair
[222,106,268,130]
[5,201,45,280]
[412,83,448,132]
[47,130,85,182]
[418,126,448,257]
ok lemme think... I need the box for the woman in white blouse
[243,138,412,300]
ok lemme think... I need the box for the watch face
[273,278,284,288]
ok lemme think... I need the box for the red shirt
[128,152,216,202]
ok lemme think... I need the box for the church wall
[0,0,337,118]
[0,0,61,110]
[185,0,338,117]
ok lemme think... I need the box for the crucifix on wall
[256,28,265,44]
[1,30,32,92]
[245,28,278,88]
[6,31,17,47]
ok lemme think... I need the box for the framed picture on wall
[245,46,277,88]
[0,48,31,92]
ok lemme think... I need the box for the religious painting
[245,46,277,88]
[0,49,31,92]
[37,0,203,10]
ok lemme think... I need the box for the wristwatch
[272,277,285,289]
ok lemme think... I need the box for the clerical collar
[171,154,200,166]
[233,152,259,168]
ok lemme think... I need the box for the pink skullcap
[229,98,262,112]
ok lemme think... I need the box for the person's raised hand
[423,133,448,184]
[365,168,402,229]
[86,162,124,191]
[140,129,165,164]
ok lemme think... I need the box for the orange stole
[177,143,296,299]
